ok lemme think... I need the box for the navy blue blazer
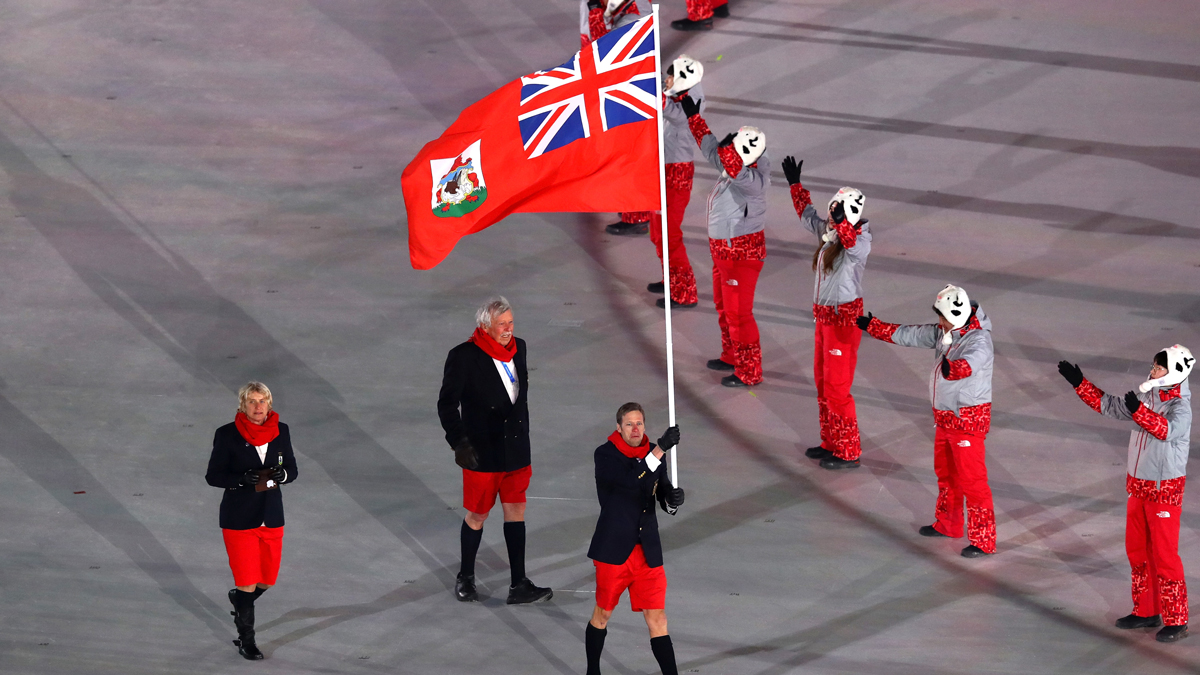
[205,421,298,530]
[587,440,678,567]
[437,338,531,472]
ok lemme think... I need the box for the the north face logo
[1157,511,1171,518]
[829,349,842,356]
[956,440,971,447]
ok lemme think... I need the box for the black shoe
[507,578,553,605]
[455,573,479,602]
[960,545,990,558]
[805,445,833,459]
[712,3,729,18]
[238,639,264,661]
[656,297,698,309]
[819,455,860,470]
[721,374,747,387]
[1115,613,1162,629]
[647,281,665,293]
[670,17,713,31]
[605,220,648,235]
[706,358,735,371]
[1157,625,1189,642]
[919,525,949,538]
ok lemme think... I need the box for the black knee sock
[585,623,607,675]
[460,520,483,577]
[650,635,678,675]
[252,587,267,601]
[503,521,526,586]
[234,588,257,610]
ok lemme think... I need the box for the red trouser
[1127,493,1188,625]
[686,0,728,20]
[711,261,763,384]
[813,321,862,460]
[649,163,698,305]
[932,427,996,553]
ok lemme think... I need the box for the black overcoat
[587,440,677,567]
[437,337,531,473]
[205,421,298,530]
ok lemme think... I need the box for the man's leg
[643,610,677,675]
[500,467,550,602]
[822,323,862,461]
[662,173,697,305]
[710,256,736,366]
[587,605,614,675]
[501,501,527,586]
[458,468,499,601]
[952,431,996,555]
[931,427,964,537]
[729,259,764,385]
[813,324,830,450]
[1146,499,1187,626]
[1125,495,1157,618]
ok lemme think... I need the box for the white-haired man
[437,297,552,604]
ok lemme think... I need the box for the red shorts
[462,465,531,515]
[594,544,667,612]
[222,526,284,587]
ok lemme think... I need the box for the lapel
[480,347,516,410]
[242,438,268,468]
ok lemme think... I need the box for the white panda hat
[933,284,971,345]
[665,54,703,96]
[732,126,766,166]
[1139,344,1194,393]
[828,187,866,226]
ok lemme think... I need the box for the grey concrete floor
[0,0,1198,673]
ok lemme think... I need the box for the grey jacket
[879,307,993,415]
[662,83,704,165]
[800,205,871,307]
[1089,380,1191,482]
[699,133,770,240]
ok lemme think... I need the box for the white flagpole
[651,4,678,488]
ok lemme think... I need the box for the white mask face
[666,55,703,96]
[605,0,630,17]
[828,187,866,226]
[1139,344,1194,393]
[733,126,765,166]
[933,284,971,331]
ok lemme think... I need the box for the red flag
[401,15,661,270]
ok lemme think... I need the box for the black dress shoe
[647,281,665,293]
[805,445,833,459]
[960,545,990,558]
[656,297,698,309]
[507,578,553,604]
[721,374,747,387]
[455,573,479,602]
[238,640,264,660]
[713,3,729,18]
[605,220,648,235]
[1115,613,1162,629]
[670,17,713,31]
[919,525,949,538]
[1157,624,1188,642]
[819,456,860,470]
[706,358,735,371]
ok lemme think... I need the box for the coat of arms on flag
[430,140,487,218]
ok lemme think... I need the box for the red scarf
[469,326,517,362]
[235,410,280,446]
[608,430,650,459]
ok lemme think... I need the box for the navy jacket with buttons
[587,439,679,567]
[205,421,298,530]
[437,338,531,473]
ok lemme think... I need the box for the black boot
[706,358,735,372]
[1157,624,1189,642]
[605,220,648,235]
[647,281,665,294]
[507,577,553,604]
[721,374,747,387]
[670,17,713,31]
[229,589,264,660]
[656,297,698,309]
[819,455,860,470]
[919,525,949,538]
[1115,613,1162,629]
[805,445,833,459]
[960,545,990,558]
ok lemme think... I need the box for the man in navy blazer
[438,297,551,605]
[583,402,684,675]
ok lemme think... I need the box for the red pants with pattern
[1127,493,1188,625]
[649,163,698,305]
[686,0,728,20]
[621,211,652,224]
[711,260,763,385]
[931,427,996,553]
[813,321,862,460]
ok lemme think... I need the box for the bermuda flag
[401,14,661,269]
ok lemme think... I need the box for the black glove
[856,312,873,331]
[781,156,803,185]
[941,356,951,378]
[271,465,286,482]
[656,426,680,452]
[718,132,737,148]
[240,468,261,486]
[1057,360,1083,388]
[666,487,685,508]
[587,0,602,10]
[1124,391,1141,416]
[453,439,479,471]
[679,94,701,118]
[829,200,846,224]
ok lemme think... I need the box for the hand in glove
[240,468,261,486]
[270,465,286,482]
[679,95,702,118]
[665,487,685,508]
[781,156,803,185]
[855,312,873,331]
[453,439,480,471]
[656,425,680,452]
[1124,391,1141,416]
[941,356,951,378]
[718,132,737,148]
[1057,360,1083,388]
[587,0,602,9]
